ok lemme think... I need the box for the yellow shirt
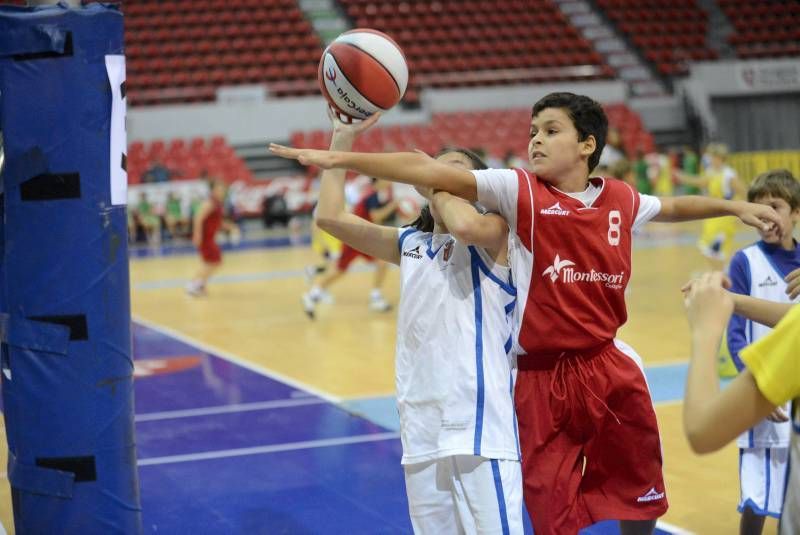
[740,304,800,406]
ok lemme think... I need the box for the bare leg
[619,519,656,535]
[739,507,765,535]
[372,261,388,290]
[317,267,345,291]
[369,261,391,312]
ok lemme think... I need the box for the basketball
[318,29,408,122]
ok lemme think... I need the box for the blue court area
[134,321,684,534]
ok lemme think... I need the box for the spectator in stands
[681,145,701,195]
[133,191,161,246]
[262,188,292,228]
[142,159,178,183]
[634,150,653,194]
[163,191,188,239]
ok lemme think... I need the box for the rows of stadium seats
[340,0,614,98]
[127,137,253,185]
[290,104,654,172]
[123,0,323,105]
[717,0,800,59]
[595,0,718,76]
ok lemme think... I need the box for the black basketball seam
[325,53,383,111]
[333,40,402,99]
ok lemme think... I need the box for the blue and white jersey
[728,241,800,448]
[395,227,519,464]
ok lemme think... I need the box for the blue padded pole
[0,3,141,533]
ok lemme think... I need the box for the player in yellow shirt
[679,144,746,270]
[682,271,799,535]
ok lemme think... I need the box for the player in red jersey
[303,176,398,318]
[186,178,239,297]
[269,93,782,534]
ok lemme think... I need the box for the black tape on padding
[13,32,73,61]
[20,173,81,201]
[29,315,88,341]
[36,456,96,483]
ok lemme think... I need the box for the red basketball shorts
[199,240,221,264]
[336,243,373,271]
[515,340,667,534]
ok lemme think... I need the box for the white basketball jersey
[395,228,519,465]
[736,244,796,448]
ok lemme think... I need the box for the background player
[186,178,240,297]
[303,176,397,318]
[682,272,799,535]
[678,143,745,270]
[724,168,800,534]
[313,109,524,533]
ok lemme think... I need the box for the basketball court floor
[0,220,780,533]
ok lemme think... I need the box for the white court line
[138,432,400,466]
[133,315,343,405]
[135,397,327,422]
[656,520,695,535]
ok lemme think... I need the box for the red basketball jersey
[518,173,639,353]
[201,198,223,246]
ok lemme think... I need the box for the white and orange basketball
[318,29,408,123]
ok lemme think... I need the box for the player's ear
[580,135,596,159]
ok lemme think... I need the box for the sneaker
[186,282,206,297]
[369,297,392,312]
[317,290,335,305]
[302,292,316,319]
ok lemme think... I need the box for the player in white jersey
[726,169,800,534]
[312,109,522,534]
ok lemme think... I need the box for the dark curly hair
[532,92,608,172]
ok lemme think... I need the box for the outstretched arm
[731,294,793,328]
[270,144,479,201]
[314,112,402,265]
[681,272,778,453]
[653,196,781,234]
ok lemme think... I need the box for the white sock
[370,289,383,300]
[310,286,323,298]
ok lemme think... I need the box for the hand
[683,272,735,335]
[681,272,731,294]
[785,267,800,300]
[766,406,789,423]
[735,201,782,235]
[329,107,381,138]
[269,144,339,169]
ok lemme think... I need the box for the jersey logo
[542,254,625,289]
[443,240,454,262]
[539,201,570,216]
[403,245,422,259]
[636,487,665,503]
[542,254,575,282]
[758,275,778,288]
